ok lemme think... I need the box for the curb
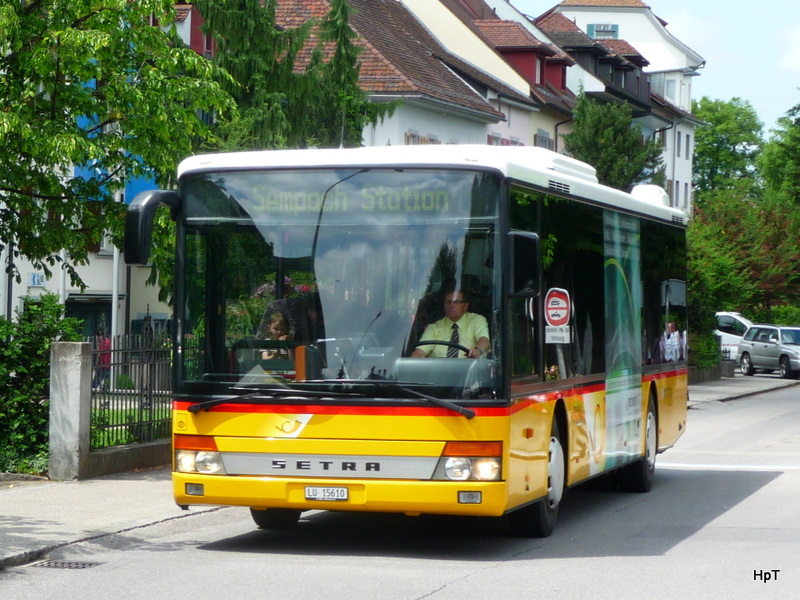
[0,505,226,570]
[688,379,800,407]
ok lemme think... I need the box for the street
[2,386,798,600]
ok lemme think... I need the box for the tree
[146,0,397,303]
[194,0,394,150]
[0,0,235,287]
[691,97,763,198]
[562,92,662,190]
[689,180,800,323]
[194,0,318,150]
[759,101,800,203]
[314,0,394,147]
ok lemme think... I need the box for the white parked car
[715,311,753,361]
[738,324,800,379]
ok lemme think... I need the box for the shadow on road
[197,467,781,560]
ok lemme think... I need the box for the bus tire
[619,393,657,493]
[508,417,565,537]
[250,507,302,530]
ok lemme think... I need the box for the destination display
[250,185,452,215]
[183,169,500,222]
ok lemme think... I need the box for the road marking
[660,462,800,472]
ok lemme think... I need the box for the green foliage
[691,97,764,197]
[0,0,235,289]
[766,305,800,325]
[0,294,82,473]
[562,92,663,190]
[759,102,800,202]
[115,373,136,390]
[688,331,721,369]
[688,97,800,331]
[194,0,395,152]
[313,0,397,148]
[689,181,800,323]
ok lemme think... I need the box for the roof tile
[276,0,507,120]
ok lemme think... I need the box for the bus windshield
[177,167,503,401]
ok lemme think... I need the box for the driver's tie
[447,323,459,358]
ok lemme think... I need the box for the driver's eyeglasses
[445,300,467,304]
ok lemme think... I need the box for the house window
[676,132,681,158]
[587,23,619,39]
[685,134,691,159]
[684,182,689,207]
[674,180,680,207]
[487,134,502,146]
[203,33,214,59]
[665,79,676,102]
[534,130,554,151]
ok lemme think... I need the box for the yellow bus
[125,145,688,537]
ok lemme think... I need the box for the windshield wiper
[188,387,368,413]
[189,382,475,419]
[308,380,476,419]
[397,385,475,419]
[188,392,265,413]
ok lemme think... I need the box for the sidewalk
[687,370,798,405]
[2,372,797,570]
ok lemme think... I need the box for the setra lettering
[269,458,382,473]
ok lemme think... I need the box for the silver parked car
[738,325,800,379]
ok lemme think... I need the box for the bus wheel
[508,419,565,537]
[250,508,302,530]
[619,393,657,493]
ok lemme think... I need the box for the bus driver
[411,286,490,359]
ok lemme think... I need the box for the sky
[510,0,800,135]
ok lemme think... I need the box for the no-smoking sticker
[545,288,571,327]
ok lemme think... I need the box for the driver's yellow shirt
[416,313,489,358]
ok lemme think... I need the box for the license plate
[305,486,348,501]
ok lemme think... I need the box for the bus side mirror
[124,190,180,266]
[509,231,541,297]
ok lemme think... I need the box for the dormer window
[587,23,619,40]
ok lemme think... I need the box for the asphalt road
[2,386,798,600]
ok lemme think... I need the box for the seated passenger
[411,286,489,359]
[262,312,292,360]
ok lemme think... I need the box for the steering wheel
[413,340,471,356]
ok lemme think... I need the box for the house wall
[401,0,530,98]
[664,122,695,212]
[555,5,702,214]
[554,7,703,115]
[363,101,490,146]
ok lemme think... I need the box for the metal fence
[89,333,172,449]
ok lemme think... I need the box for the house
[550,0,706,212]
[276,0,538,146]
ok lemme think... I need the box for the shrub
[0,294,82,473]
[688,331,721,369]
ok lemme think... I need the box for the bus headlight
[439,456,501,481]
[175,450,226,474]
[471,457,501,481]
[434,441,502,481]
[196,451,225,474]
[444,456,472,480]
